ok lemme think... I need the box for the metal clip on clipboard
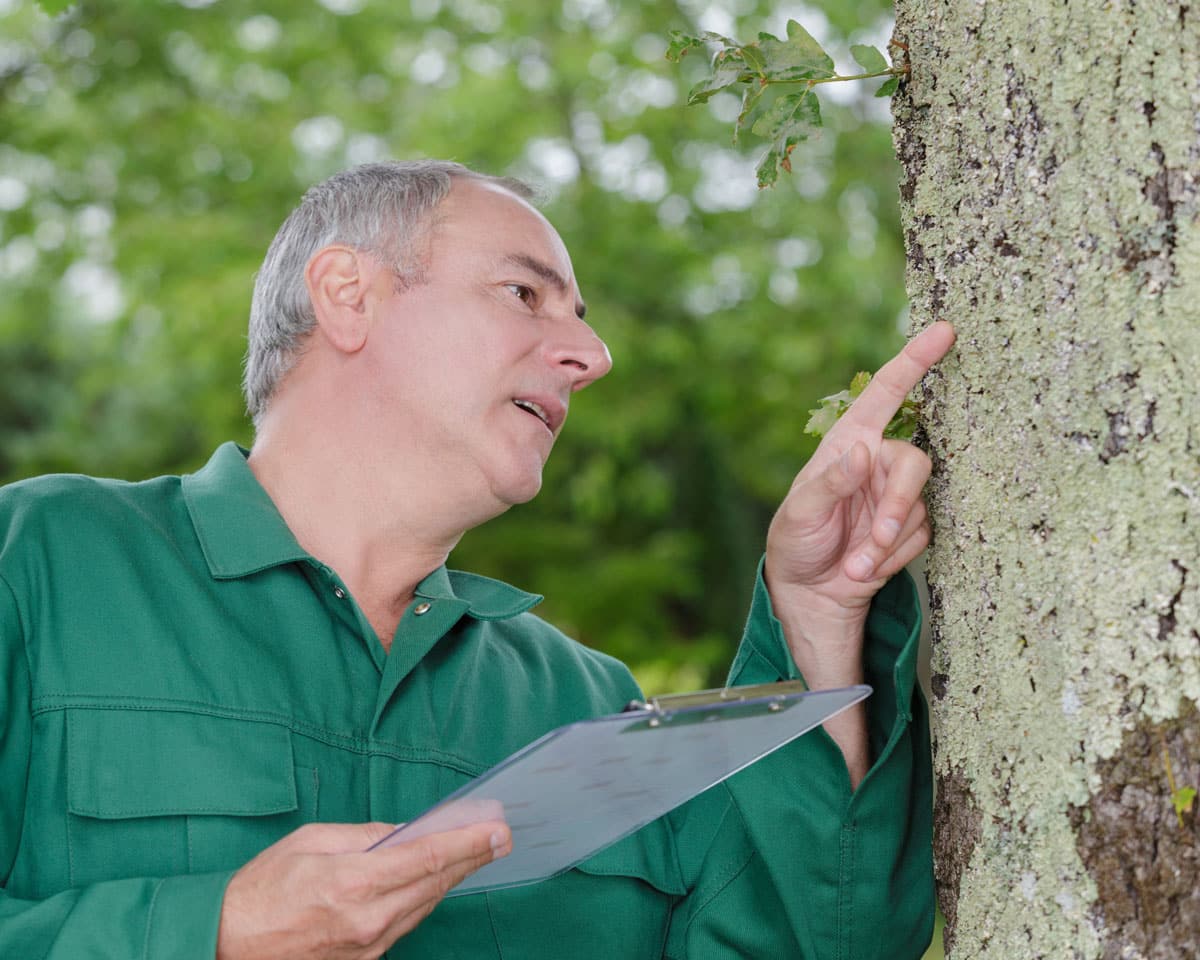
[622,678,813,728]
[368,680,871,896]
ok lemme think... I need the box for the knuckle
[434,867,457,898]
[418,839,446,877]
[344,912,385,950]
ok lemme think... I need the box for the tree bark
[891,1,1200,957]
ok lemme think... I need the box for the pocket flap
[572,817,686,896]
[67,709,298,819]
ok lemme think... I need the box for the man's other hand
[765,321,956,686]
[216,820,512,960]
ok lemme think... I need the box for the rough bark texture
[891,1,1200,957]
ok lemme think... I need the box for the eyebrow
[504,253,587,319]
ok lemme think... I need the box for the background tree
[0,0,909,694]
[892,1,1200,956]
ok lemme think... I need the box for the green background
[0,0,908,695]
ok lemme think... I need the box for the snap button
[413,601,432,616]
[333,586,346,599]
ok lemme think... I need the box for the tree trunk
[891,1,1200,957]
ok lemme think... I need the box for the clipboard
[368,680,870,896]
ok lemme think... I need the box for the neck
[247,409,500,647]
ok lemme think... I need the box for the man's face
[360,179,612,513]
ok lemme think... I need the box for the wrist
[766,581,867,690]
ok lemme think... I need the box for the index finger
[841,321,956,433]
[372,820,511,893]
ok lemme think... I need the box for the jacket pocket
[484,818,686,957]
[66,708,311,884]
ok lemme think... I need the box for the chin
[505,475,544,506]
[489,466,544,508]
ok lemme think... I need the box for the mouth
[512,397,562,434]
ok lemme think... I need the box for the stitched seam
[683,849,757,943]
[0,571,33,886]
[837,822,857,960]
[679,798,754,941]
[34,695,492,772]
[73,802,298,818]
[32,695,492,773]
[485,892,505,960]
[141,878,165,960]
[311,767,320,820]
[71,796,296,816]
[33,695,358,742]
[739,638,789,684]
[65,793,77,887]
[0,572,32,699]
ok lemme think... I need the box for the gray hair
[243,159,534,423]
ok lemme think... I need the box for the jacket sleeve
[0,572,234,959]
[668,560,935,960]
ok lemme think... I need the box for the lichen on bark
[892,1,1200,957]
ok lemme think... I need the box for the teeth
[514,399,550,427]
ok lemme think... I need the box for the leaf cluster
[667,20,901,188]
[804,371,919,441]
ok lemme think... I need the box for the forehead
[427,180,575,275]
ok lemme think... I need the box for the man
[0,160,954,959]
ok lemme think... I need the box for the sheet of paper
[370,683,870,895]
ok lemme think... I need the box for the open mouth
[513,398,552,430]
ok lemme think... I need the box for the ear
[304,245,373,354]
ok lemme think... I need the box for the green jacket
[0,443,933,958]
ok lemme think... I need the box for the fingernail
[840,450,851,473]
[490,830,507,852]
[881,518,902,542]
[847,553,874,579]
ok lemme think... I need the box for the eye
[504,282,536,305]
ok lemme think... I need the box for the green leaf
[665,31,705,62]
[803,402,840,437]
[1173,786,1197,816]
[849,371,872,396]
[875,75,901,98]
[740,45,768,75]
[750,89,821,142]
[886,401,920,440]
[755,20,834,81]
[734,82,765,142]
[686,55,747,104]
[786,18,826,49]
[755,147,781,189]
[850,44,889,74]
[34,0,77,13]
[803,387,851,436]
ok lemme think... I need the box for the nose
[549,317,613,391]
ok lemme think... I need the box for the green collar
[181,442,542,621]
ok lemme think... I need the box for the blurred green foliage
[0,0,908,693]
